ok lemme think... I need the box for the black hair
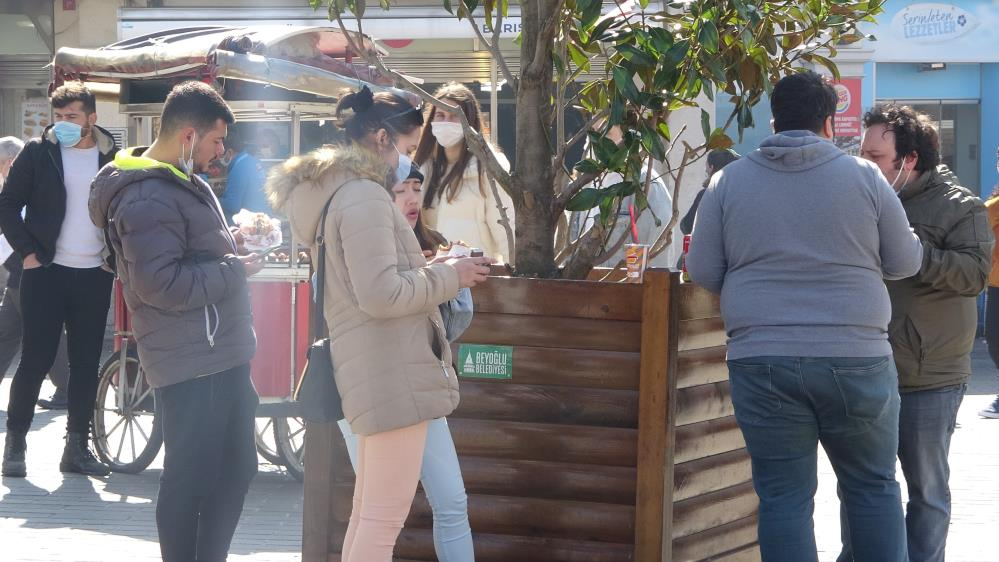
[862,104,941,174]
[707,149,740,173]
[51,82,96,114]
[335,86,423,143]
[406,163,424,183]
[159,81,236,137]
[770,70,838,134]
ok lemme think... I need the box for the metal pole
[490,57,499,145]
[290,111,301,269]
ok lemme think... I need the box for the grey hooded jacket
[89,147,256,388]
[687,131,924,360]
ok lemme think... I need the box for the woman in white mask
[414,83,514,263]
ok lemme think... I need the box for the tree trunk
[511,0,558,278]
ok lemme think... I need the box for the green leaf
[700,108,711,140]
[805,53,840,80]
[566,188,601,212]
[462,0,479,13]
[552,51,566,75]
[568,42,590,70]
[589,17,620,44]
[442,0,453,14]
[657,121,671,142]
[697,20,720,54]
[578,0,602,28]
[575,158,603,175]
[616,44,658,68]
[649,27,674,54]
[613,66,640,103]
[664,40,689,69]
[352,0,365,18]
[610,96,625,125]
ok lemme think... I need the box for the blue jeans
[339,417,474,562]
[839,383,965,562]
[728,356,906,562]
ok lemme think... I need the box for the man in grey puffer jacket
[688,71,923,562]
[90,82,262,562]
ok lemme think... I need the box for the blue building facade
[720,0,999,196]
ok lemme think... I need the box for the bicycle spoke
[115,419,128,460]
[129,420,137,461]
[134,418,150,442]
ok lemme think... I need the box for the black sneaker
[37,389,68,410]
[980,396,999,419]
[2,431,27,477]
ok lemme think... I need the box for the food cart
[51,24,402,481]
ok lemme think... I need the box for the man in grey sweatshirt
[687,70,923,562]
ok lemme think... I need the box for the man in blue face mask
[0,82,119,478]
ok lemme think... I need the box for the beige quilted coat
[267,145,460,436]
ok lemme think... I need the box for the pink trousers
[341,420,429,562]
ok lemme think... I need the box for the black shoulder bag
[293,194,343,423]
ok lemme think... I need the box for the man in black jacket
[0,82,117,478]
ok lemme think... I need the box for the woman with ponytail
[266,87,491,561]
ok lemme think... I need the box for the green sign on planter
[457,344,513,379]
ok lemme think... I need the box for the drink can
[681,234,692,283]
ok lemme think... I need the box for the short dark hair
[707,149,740,172]
[862,104,940,174]
[51,82,96,114]
[770,70,838,134]
[335,86,423,143]
[159,81,236,137]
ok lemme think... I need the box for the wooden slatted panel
[673,416,745,464]
[456,382,639,427]
[708,544,763,562]
[676,346,728,389]
[671,482,759,539]
[669,292,758,562]
[671,515,758,562]
[405,493,636,543]
[462,313,642,352]
[675,381,735,427]
[471,275,643,321]
[673,449,752,502]
[457,457,636,505]
[394,528,636,562]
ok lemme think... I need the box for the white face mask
[179,132,197,176]
[431,121,464,148]
[890,156,913,192]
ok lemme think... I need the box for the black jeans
[155,364,259,562]
[0,286,70,391]
[5,264,113,434]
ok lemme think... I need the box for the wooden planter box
[302,269,759,561]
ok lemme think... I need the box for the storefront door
[885,99,982,195]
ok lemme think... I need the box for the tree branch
[528,0,567,76]
[486,176,516,264]
[330,7,516,193]
[466,10,518,92]
[552,108,608,183]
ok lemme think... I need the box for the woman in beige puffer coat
[266,87,491,562]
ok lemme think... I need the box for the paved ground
[1,342,998,561]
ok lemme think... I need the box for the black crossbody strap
[311,192,338,340]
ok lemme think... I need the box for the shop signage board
[20,99,50,141]
[865,1,999,62]
[833,78,863,156]
[457,344,513,380]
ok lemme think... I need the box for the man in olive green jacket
[838,104,994,562]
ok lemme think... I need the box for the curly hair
[862,104,940,174]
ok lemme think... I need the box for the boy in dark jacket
[90,81,262,562]
[0,83,117,478]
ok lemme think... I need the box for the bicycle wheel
[254,418,285,465]
[92,348,162,474]
[273,416,305,482]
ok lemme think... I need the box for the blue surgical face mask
[53,121,84,148]
[395,150,413,185]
